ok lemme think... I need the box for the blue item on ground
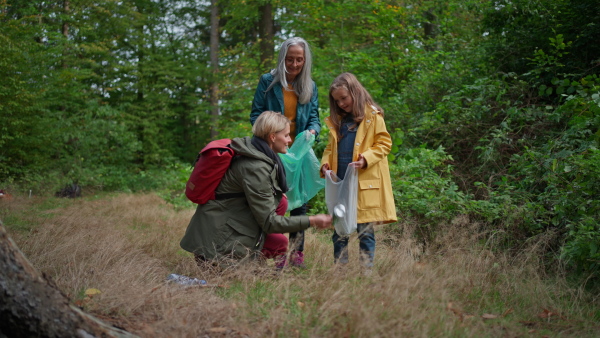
[167,273,207,286]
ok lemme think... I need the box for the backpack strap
[215,192,245,200]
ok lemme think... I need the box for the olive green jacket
[180,137,311,260]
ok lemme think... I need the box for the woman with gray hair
[250,37,321,268]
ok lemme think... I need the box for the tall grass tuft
[1,193,598,337]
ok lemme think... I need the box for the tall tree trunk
[423,9,438,51]
[0,223,137,337]
[137,49,144,102]
[62,0,69,42]
[60,0,69,113]
[137,17,145,102]
[258,3,274,70]
[209,0,219,139]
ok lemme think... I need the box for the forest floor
[1,192,599,337]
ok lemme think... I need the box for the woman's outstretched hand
[309,214,332,229]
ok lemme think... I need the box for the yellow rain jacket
[320,105,397,224]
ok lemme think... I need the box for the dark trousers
[332,223,375,267]
[288,203,307,252]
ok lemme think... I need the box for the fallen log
[0,221,137,338]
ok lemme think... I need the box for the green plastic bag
[279,130,325,211]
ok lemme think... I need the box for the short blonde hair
[252,111,290,141]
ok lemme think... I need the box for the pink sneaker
[291,251,305,268]
[275,255,287,270]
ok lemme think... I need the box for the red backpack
[185,139,239,204]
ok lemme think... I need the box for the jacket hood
[231,136,274,165]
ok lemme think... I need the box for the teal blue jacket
[250,73,321,138]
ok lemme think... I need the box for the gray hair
[266,37,314,104]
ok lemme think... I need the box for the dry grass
[1,193,598,337]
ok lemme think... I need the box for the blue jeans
[332,223,375,267]
[289,203,307,252]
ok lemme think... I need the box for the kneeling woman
[180,111,332,267]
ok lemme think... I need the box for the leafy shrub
[391,145,468,222]
[485,78,600,276]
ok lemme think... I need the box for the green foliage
[391,146,464,220]
[527,32,572,78]
[440,72,600,277]
[392,14,599,276]
[155,162,195,211]
[497,85,600,274]
[216,42,264,140]
[482,0,600,77]
[0,9,55,179]
[307,189,327,216]
[391,144,501,224]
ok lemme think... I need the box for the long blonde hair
[328,73,383,138]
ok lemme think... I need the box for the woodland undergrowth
[1,193,598,337]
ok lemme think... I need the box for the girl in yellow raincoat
[321,73,397,268]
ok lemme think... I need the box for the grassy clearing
[1,193,598,337]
